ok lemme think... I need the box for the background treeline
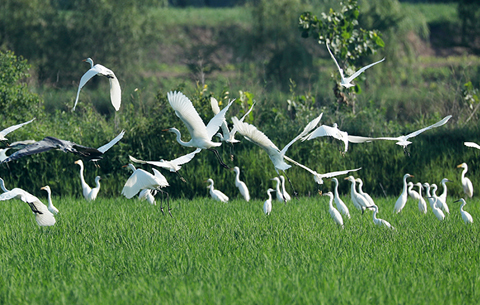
[0,0,480,200]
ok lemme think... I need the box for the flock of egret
[0,43,477,229]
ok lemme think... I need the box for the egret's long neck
[372,207,378,221]
[281,178,287,193]
[403,176,408,192]
[417,186,422,197]
[94,179,101,189]
[462,168,468,180]
[78,163,88,187]
[350,180,357,194]
[267,191,272,201]
[424,186,431,197]
[235,170,241,183]
[47,190,53,208]
[460,201,466,211]
[170,128,191,147]
[328,197,334,209]
[275,180,281,193]
[334,180,340,197]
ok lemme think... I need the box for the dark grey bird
[1,130,125,163]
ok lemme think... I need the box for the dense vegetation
[0,0,479,201]
[0,196,478,304]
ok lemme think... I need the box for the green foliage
[0,196,479,303]
[458,0,480,53]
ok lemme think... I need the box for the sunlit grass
[0,196,478,304]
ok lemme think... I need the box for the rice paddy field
[1,195,479,304]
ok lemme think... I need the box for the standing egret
[263,188,275,215]
[74,160,101,201]
[415,183,427,214]
[2,130,125,163]
[407,182,421,201]
[331,178,350,219]
[164,91,234,169]
[122,164,170,214]
[0,118,35,141]
[205,178,229,202]
[279,176,291,202]
[231,166,250,201]
[271,177,285,203]
[129,148,201,182]
[345,176,369,212]
[347,115,452,149]
[322,192,344,228]
[356,178,375,209]
[0,188,55,226]
[435,178,450,214]
[455,198,473,224]
[430,184,446,221]
[73,58,121,111]
[457,163,473,198]
[423,183,436,209]
[365,205,395,230]
[326,43,385,88]
[439,178,451,204]
[40,186,59,215]
[394,174,413,213]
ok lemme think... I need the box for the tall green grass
[0,196,478,304]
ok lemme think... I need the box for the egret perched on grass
[322,192,344,229]
[415,183,427,214]
[365,205,395,230]
[74,160,101,201]
[73,58,121,111]
[394,174,413,213]
[0,118,35,141]
[356,178,375,209]
[457,163,473,198]
[271,177,285,203]
[407,182,421,201]
[326,43,385,88]
[429,184,446,221]
[40,186,59,215]
[455,198,473,224]
[438,178,451,212]
[279,176,291,202]
[0,187,56,226]
[205,178,229,203]
[231,166,250,201]
[164,91,234,169]
[345,176,369,212]
[263,188,275,215]
[331,178,350,219]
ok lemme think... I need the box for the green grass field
[1,195,479,304]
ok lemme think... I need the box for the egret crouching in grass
[206,179,229,203]
[366,205,395,230]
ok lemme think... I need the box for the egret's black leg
[229,143,235,162]
[207,148,230,169]
[158,189,165,215]
[175,171,187,183]
[283,171,298,198]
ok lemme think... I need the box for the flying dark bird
[1,130,125,163]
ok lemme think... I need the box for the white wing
[0,188,55,226]
[0,118,35,139]
[210,97,221,115]
[228,101,256,142]
[232,116,280,155]
[108,74,121,111]
[404,115,452,140]
[465,142,480,150]
[152,168,169,187]
[73,68,100,111]
[122,169,166,199]
[319,167,362,179]
[281,113,323,155]
[167,91,209,141]
[326,43,344,79]
[344,58,385,84]
[205,99,235,139]
[129,148,200,171]
[97,130,125,153]
[347,135,377,143]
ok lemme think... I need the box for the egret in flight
[164,91,234,169]
[326,43,385,88]
[205,178,229,202]
[455,198,473,224]
[303,123,349,152]
[0,187,56,226]
[74,160,101,201]
[457,163,473,198]
[73,58,121,111]
[0,118,35,141]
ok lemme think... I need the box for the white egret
[435,178,451,214]
[356,178,375,209]
[40,186,59,215]
[393,174,413,213]
[205,178,229,202]
[331,178,350,219]
[415,182,427,214]
[326,43,385,88]
[263,188,275,215]
[457,163,473,198]
[407,182,421,201]
[232,113,323,175]
[231,166,250,201]
[271,177,285,203]
[279,176,291,202]
[164,91,234,169]
[0,148,9,162]
[0,188,55,226]
[455,198,473,224]
[2,130,125,163]
[345,176,369,212]
[214,100,256,144]
[365,205,395,230]
[303,123,349,152]
[123,164,157,205]
[430,184,446,221]
[122,164,170,214]
[129,148,201,182]
[73,58,121,111]
[464,142,480,150]
[0,178,9,192]
[74,160,101,201]
[0,118,35,141]
[347,115,452,149]
[423,183,436,209]
[322,192,344,228]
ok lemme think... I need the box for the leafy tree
[458,0,480,54]
[298,0,384,113]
